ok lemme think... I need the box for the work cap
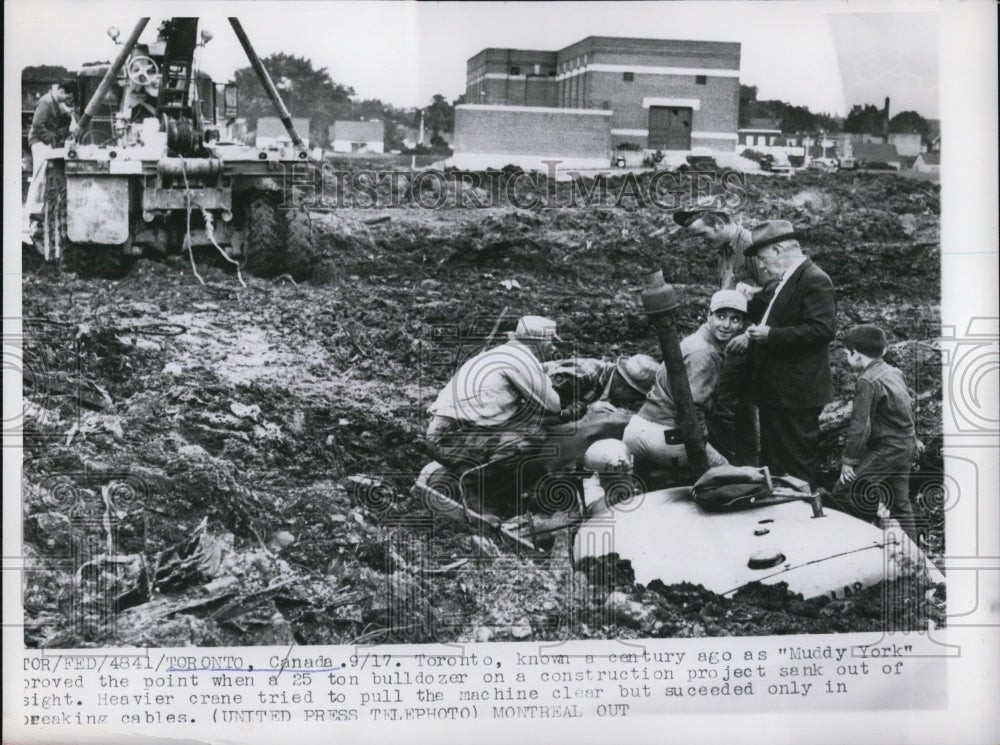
[744,219,799,256]
[710,289,748,314]
[509,315,563,343]
[672,208,731,228]
[616,354,659,395]
[843,324,887,358]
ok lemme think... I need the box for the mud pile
[20,169,944,647]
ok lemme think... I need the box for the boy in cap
[624,289,748,476]
[829,324,923,540]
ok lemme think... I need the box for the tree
[422,93,454,136]
[233,53,354,146]
[22,65,71,108]
[889,110,929,135]
[844,104,885,135]
[814,112,842,134]
[780,105,817,134]
[738,84,758,127]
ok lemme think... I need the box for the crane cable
[178,156,247,288]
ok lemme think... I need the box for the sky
[6,0,942,118]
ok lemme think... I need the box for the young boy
[831,325,923,540]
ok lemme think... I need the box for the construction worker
[672,208,765,293]
[425,315,570,472]
[23,80,78,243]
[544,354,659,412]
[674,207,774,465]
[537,354,660,475]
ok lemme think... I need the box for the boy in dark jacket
[830,325,923,541]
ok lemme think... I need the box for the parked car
[761,153,792,173]
[808,157,838,172]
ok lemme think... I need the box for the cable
[178,157,206,285]
[198,204,247,288]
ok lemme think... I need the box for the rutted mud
[20,170,944,647]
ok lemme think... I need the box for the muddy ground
[20,169,945,648]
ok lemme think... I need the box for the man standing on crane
[22,80,79,243]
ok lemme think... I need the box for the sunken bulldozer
[413,271,943,602]
[28,17,319,277]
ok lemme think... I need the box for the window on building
[509,66,520,75]
[623,71,634,82]
[695,75,707,85]
[602,101,611,110]
[534,64,541,75]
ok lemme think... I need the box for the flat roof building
[463,36,740,154]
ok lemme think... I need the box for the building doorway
[648,106,692,150]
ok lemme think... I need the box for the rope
[178,157,249,289]
[178,157,206,286]
[199,204,247,288]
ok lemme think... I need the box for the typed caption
[19,636,946,730]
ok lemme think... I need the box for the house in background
[913,151,940,173]
[330,120,385,153]
[255,117,310,148]
[888,132,925,156]
[738,118,782,149]
[853,142,902,169]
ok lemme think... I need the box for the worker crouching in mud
[424,316,659,517]
[624,290,749,484]
[424,316,584,514]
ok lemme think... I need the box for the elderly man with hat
[739,219,837,486]
[426,315,572,472]
[623,289,749,476]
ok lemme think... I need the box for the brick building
[452,105,612,170]
[463,37,740,154]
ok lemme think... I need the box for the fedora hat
[744,219,800,256]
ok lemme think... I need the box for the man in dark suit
[736,220,837,486]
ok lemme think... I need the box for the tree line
[740,84,933,137]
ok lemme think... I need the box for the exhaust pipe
[640,269,710,479]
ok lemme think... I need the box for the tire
[284,207,315,280]
[241,192,285,276]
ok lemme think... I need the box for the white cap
[710,289,747,314]
[508,315,563,342]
